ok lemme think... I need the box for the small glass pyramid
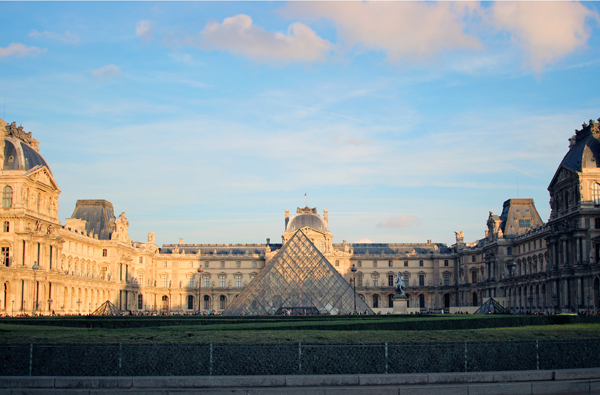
[90,300,121,316]
[222,230,373,315]
[473,297,509,314]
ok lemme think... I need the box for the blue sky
[1,1,600,247]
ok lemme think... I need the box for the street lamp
[76,299,82,314]
[351,264,357,314]
[527,296,533,314]
[197,266,203,315]
[11,300,14,317]
[32,261,39,316]
[48,299,53,315]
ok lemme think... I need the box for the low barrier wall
[1,339,599,376]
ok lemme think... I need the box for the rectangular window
[471,271,477,283]
[507,247,512,255]
[595,218,600,229]
[204,261,209,268]
[519,219,531,228]
[236,275,242,287]
[204,276,209,288]
[388,260,393,267]
[220,261,225,268]
[444,274,450,286]
[188,276,194,288]
[139,257,143,263]
[373,260,377,268]
[404,261,408,267]
[220,276,225,288]
[252,261,257,268]
[236,261,241,268]
[388,275,394,287]
[357,275,363,287]
[102,249,107,257]
[138,272,144,285]
[1,247,9,266]
[162,275,168,288]
[419,260,424,267]
[49,246,52,269]
[419,274,424,286]
[444,259,449,267]
[373,277,378,287]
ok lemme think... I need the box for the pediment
[25,165,60,191]
[549,166,575,189]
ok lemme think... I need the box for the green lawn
[1,315,599,344]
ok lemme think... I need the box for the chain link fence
[1,339,599,376]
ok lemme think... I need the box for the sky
[1,1,600,247]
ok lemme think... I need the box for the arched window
[220,295,226,309]
[593,183,600,205]
[187,295,194,310]
[2,186,12,208]
[204,295,210,310]
[372,294,379,308]
[137,294,143,309]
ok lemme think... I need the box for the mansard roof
[70,199,117,240]
[1,120,52,175]
[286,206,328,233]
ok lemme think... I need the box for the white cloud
[355,238,373,243]
[196,14,332,63]
[0,43,46,58]
[29,30,81,44]
[377,214,420,228]
[490,2,599,72]
[136,20,154,43]
[283,2,481,63]
[91,64,122,79]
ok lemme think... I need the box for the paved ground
[1,368,600,394]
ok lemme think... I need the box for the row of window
[352,273,450,287]
[159,273,256,288]
[137,294,228,310]
[354,260,450,268]
[160,261,259,269]
[2,186,50,214]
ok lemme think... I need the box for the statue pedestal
[392,294,408,315]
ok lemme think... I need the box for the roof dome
[287,207,328,232]
[0,119,52,175]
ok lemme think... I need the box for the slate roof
[70,200,116,240]
[559,130,600,173]
[2,137,52,174]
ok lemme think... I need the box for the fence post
[118,343,122,376]
[298,342,302,373]
[29,344,33,376]
[464,342,468,372]
[385,343,388,374]
[536,340,539,370]
[209,343,213,376]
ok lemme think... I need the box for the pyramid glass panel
[222,230,373,315]
[474,297,509,314]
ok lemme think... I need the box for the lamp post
[351,264,357,315]
[552,294,558,315]
[32,261,39,316]
[197,266,203,315]
[76,299,82,314]
[11,300,14,317]
[48,299,53,315]
[527,296,533,314]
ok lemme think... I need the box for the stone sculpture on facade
[395,272,405,296]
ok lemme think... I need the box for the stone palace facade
[1,117,600,315]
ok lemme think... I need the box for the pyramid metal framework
[474,297,509,315]
[222,230,374,315]
[90,300,121,316]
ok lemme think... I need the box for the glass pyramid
[473,297,509,315]
[222,230,373,316]
[90,300,121,316]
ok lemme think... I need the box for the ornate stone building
[1,117,600,315]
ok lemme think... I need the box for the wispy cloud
[0,43,46,59]
[283,2,481,63]
[193,14,332,63]
[489,2,599,72]
[91,64,122,79]
[136,20,154,43]
[377,214,420,228]
[29,30,81,44]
